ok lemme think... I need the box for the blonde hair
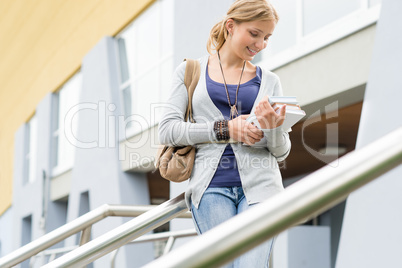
[207,0,279,54]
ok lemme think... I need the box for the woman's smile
[247,46,259,56]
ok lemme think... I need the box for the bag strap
[183,59,200,123]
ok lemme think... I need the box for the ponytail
[206,19,228,55]
[206,0,279,55]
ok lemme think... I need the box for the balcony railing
[0,199,191,268]
[1,127,401,268]
[144,127,402,268]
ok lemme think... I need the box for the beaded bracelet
[214,120,230,141]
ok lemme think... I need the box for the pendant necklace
[217,50,246,120]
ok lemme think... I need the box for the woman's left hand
[254,96,286,129]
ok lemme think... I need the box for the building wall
[0,0,156,216]
[268,24,376,267]
[1,0,395,267]
[0,201,14,258]
[61,36,153,268]
[3,29,154,268]
[273,25,376,107]
[336,0,402,267]
[11,94,54,267]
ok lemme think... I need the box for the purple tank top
[206,65,261,187]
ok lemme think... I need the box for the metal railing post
[163,236,176,255]
[110,229,197,267]
[79,226,92,246]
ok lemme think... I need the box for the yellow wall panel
[0,0,156,215]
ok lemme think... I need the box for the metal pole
[79,226,92,246]
[42,193,188,268]
[0,205,109,268]
[0,203,190,268]
[29,246,78,267]
[110,229,197,267]
[163,236,176,255]
[143,127,402,268]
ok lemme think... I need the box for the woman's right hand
[228,115,264,145]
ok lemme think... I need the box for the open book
[244,96,306,147]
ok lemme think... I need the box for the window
[267,0,298,55]
[302,0,361,35]
[24,115,37,184]
[369,0,381,7]
[116,0,174,137]
[260,0,382,68]
[21,215,32,246]
[52,72,82,176]
[21,215,32,268]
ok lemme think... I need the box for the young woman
[158,0,290,266]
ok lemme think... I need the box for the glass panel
[136,68,158,128]
[155,56,173,124]
[303,0,361,35]
[55,72,82,172]
[51,93,60,169]
[120,25,137,83]
[21,215,32,268]
[57,88,69,169]
[58,87,67,168]
[269,0,298,54]
[118,0,175,133]
[159,56,173,102]
[161,0,174,58]
[24,122,31,185]
[136,3,160,71]
[122,85,132,118]
[53,135,59,168]
[28,115,37,183]
[53,92,60,132]
[369,0,381,7]
[117,37,130,83]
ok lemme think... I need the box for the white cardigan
[158,55,291,209]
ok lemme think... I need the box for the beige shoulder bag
[155,59,201,182]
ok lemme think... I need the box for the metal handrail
[143,127,402,268]
[41,193,188,267]
[0,198,191,268]
[28,229,197,268]
[42,127,402,267]
[110,229,197,268]
[29,246,78,267]
[5,126,402,267]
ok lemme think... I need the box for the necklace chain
[217,50,246,119]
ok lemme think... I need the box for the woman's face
[228,19,276,61]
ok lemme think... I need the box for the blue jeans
[191,187,274,268]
